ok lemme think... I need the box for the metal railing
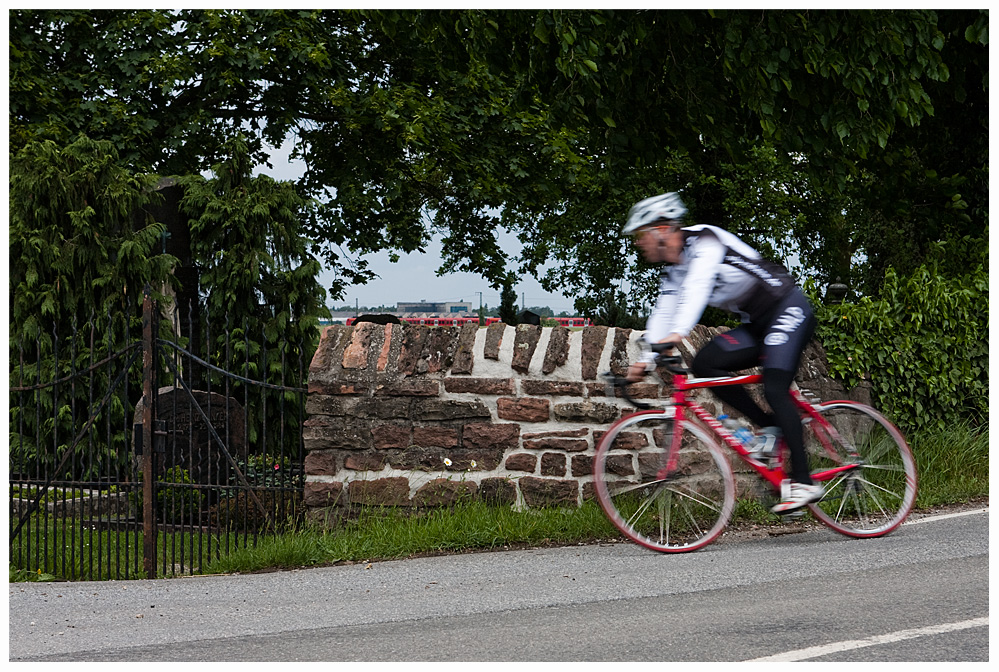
[10,290,308,580]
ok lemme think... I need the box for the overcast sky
[259,139,580,314]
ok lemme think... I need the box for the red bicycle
[593,348,918,553]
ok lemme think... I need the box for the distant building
[396,300,473,315]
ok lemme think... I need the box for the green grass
[908,421,990,507]
[10,424,988,580]
[202,499,621,574]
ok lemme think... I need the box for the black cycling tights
[692,340,813,484]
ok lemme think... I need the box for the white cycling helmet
[622,192,688,235]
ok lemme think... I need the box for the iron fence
[9,289,308,580]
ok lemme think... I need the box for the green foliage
[131,467,204,525]
[592,291,646,330]
[810,240,988,433]
[176,136,328,440]
[157,466,204,524]
[9,566,58,582]
[9,135,176,340]
[10,9,987,311]
[8,135,175,480]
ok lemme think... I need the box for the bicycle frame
[661,370,856,492]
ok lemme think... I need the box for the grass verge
[11,423,987,580]
[202,421,988,574]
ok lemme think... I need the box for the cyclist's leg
[759,289,817,485]
[691,328,773,428]
[762,368,811,483]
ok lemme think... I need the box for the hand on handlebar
[625,362,648,383]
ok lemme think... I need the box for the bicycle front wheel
[803,401,917,537]
[593,409,735,553]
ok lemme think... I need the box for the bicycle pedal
[780,509,807,520]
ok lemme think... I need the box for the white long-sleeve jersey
[641,224,795,362]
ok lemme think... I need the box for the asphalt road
[8,506,989,662]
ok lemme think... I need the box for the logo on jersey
[765,306,805,346]
[724,254,784,288]
[764,332,789,346]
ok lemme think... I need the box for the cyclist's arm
[629,238,724,381]
[668,235,725,336]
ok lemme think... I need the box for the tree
[177,136,328,364]
[497,273,520,325]
[9,135,176,343]
[9,9,988,310]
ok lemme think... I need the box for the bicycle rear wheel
[593,409,735,553]
[803,401,917,537]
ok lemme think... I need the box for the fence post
[142,288,158,579]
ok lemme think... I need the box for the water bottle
[719,414,754,447]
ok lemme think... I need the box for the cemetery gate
[9,289,308,580]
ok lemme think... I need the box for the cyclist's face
[636,225,683,263]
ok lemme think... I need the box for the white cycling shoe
[771,480,824,514]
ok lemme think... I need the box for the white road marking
[904,507,988,525]
[745,617,989,661]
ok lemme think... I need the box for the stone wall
[303,322,864,523]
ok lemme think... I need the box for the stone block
[523,437,588,452]
[342,321,377,369]
[512,324,542,373]
[413,399,492,422]
[413,479,477,507]
[540,453,566,477]
[308,325,352,378]
[412,426,459,449]
[593,430,649,451]
[398,325,427,375]
[389,448,449,472]
[478,477,518,505]
[542,324,569,374]
[483,322,506,360]
[447,449,503,471]
[303,419,372,451]
[522,428,588,440]
[303,481,345,507]
[450,322,480,375]
[497,397,550,423]
[344,452,387,472]
[553,401,619,424]
[610,327,633,376]
[348,477,411,506]
[307,381,369,396]
[570,454,593,476]
[372,423,411,450]
[580,325,609,380]
[374,380,440,397]
[519,476,579,508]
[462,422,520,451]
[444,377,516,395]
[375,323,395,372]
[586,382,660,399]
[304,450,338,476]
[422,327,459,373]
[504,453,537,472]
[521,380,585,397]
[602,453,634,477]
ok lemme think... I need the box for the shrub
[810,240,987,433]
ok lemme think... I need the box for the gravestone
[133,386,248,485]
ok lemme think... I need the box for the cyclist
[622,192,821,513]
